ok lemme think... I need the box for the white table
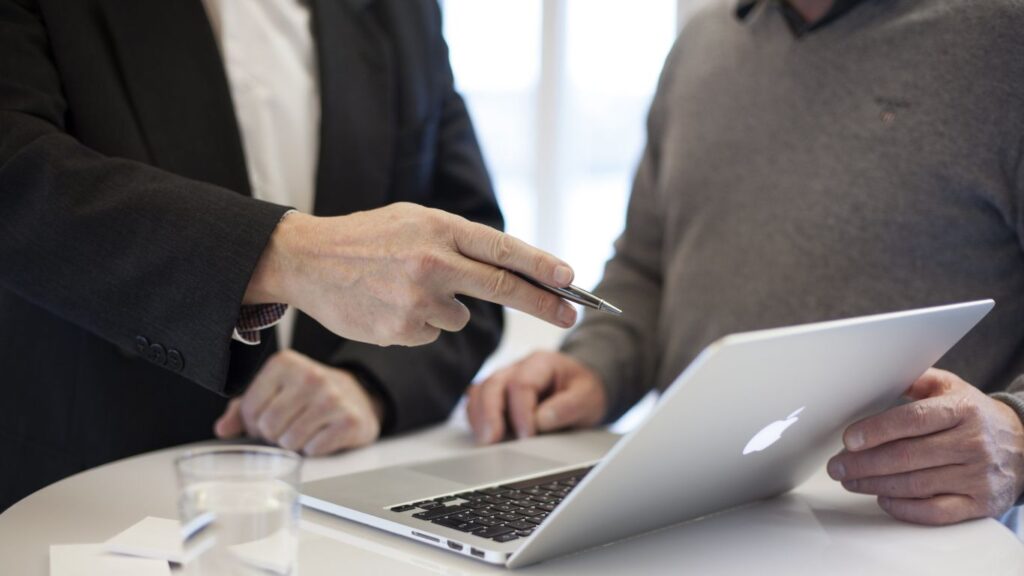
[2,421,1022,575]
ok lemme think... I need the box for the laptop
[302,300,993,568]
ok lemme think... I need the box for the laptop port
[471,547,486,559]
[411,531,440,543]
[447,540,463,551]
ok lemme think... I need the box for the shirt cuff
[232,303,289,345]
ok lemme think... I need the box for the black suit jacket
[0,0,503,511]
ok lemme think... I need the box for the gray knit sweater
[562,0,1024,425]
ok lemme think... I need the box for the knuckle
[894,444,915,470]
[909,402,931,429]
[239,400,258,424]
[488,269,515,299]
[490,233,515,265]
[405,249,444,282]
[905,475,928,497]
[534,291,556,319]
[556,401,579,423]
[258,414,280,440]
[961,397,983,421]
[532,252,550,277]
[303,369,326,390]
[508,379,533,394]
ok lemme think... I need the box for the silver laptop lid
[509,300,993,567]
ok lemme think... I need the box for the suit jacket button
[148,343,167,365]
[135,336,150,355]
[167,349,184,372]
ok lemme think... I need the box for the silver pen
[514,272,623,315]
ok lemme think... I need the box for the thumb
[904,368,955,401]
[535,384,593,433]
[214,399,245,438]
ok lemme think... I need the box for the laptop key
[507,521,534,531]
[434,495,457,503]
[518,508,544,517]
[492,504,517,513]
[496,513,524,522]
[493,533,520,543]
[516,530,534,537]
[537,504,557,512]
[415,501,441,510]
[500,492,531,501]
[413,506,460,521]
[475,518,501,527]
[473,525,514,539]
[390,505,416,513]
[525,518,544,525]
[454,523,487,533]
[470,509,497,517]
[432,517,467,530]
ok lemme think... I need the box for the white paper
[106,515,292,573]
[104,516,188,564]
[50,544,170,576]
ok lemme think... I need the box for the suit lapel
[294,0,395,356]
[99,0,251,196]
[309,0,394,217]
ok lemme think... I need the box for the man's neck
[786,0,835,24]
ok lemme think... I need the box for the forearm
[561,144,666,422]
[561,258,664,423]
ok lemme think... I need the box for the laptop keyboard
[390,466,592,544]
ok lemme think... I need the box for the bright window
[443,1,705,395]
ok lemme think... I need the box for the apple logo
[742,407,805,455]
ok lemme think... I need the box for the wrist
[244,211,316,305]
[992,398,1024,500]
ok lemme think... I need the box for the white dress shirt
[202,0,320,349]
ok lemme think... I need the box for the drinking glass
[175,446,302,575]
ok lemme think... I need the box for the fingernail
[554,265,573,286]
[845,430,865,451]
[828,460,847,480]
[557,304,576,327]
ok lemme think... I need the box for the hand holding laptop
[467,351,608,444]
[828,368,1024,525]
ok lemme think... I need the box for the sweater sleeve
[559,42,682,423]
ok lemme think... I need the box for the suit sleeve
[0,0,289,395]
[559,42,683,423]
[328,3,503,434]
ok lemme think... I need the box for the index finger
[450,257,577,328]
[843,396,963,452]
[451,219,574,288]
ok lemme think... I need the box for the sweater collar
[736,0,867,37]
